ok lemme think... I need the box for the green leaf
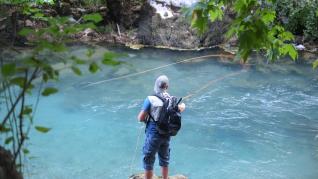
[35,126,51,133]
[83,13,103,23]
[5,136,14,144]
[280,44,297,60]
[18,28,33,36]
[71,56,86,65]
[23,148,30,154]
[1,63,16,77]
[86,49,95,58]
[42,73,49,82]
[313,59,318,69]
[102,52,121,66]
[261,10,276,24]
[23,106,32,115]
[191,9,208,34]
[10,77,25,88]
[89,62,99,73]
[71,66,82,76]
[0,125,11,133]
[209,8,223,22]
[288,45,298,61]
[41,87,58,96]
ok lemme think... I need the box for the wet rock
[295,44,305,51]
[129,173,188,179]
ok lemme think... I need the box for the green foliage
[35,126,51,133]
[81,0,107,7]
[1,63,16,77]
[5,136,14,144]
[313,60,318,69]
[0,3,121,170]
[186,0,298,62]
[83,13,103,23]
[41,87,58,96]
[274,0,318,41]
[89,62,99,73]
[102,52,122,66]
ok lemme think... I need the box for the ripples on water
[17,46,318,178]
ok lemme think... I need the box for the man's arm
[138,110,148,122]
[138,98,151,122]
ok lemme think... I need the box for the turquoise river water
[20,46,318,179]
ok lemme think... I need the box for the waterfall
[149,0,199,19]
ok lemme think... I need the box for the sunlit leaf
[41,87,58,96]
[288,45,298,60]
[313,59,318,69]
[35,126,51,133]
[191,10,208,34]
[209,8,223,22]
[102,52,121,66]
[261,10,276,24]
[83,13,103,23]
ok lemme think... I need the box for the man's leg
[145,170,153,179]
[158,137,170,179]
[161,166,168,179]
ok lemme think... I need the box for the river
[20,45,318,179]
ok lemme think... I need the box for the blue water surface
[23,46,318,179]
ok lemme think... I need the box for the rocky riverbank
[0,0,317,56]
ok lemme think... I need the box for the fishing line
[83,54,234,88]
[129,125,145,176]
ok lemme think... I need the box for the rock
[136,2,231,49]
[0,146,23,179]
[106,0,147,29]
[295,44,305,51]
[25,19,34,27]
[129,173,188,179]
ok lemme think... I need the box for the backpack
[153,94,182,136]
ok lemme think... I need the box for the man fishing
[137,75,185,179]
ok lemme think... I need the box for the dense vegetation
[186,0,318,67]
[0,1,120,177]
[274,0,318,42]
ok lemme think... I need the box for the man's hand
[178,103,186,112]
[138,110,148,122]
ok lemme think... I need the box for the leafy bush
[274,0,318,41]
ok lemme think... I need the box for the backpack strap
[153,93,166,102]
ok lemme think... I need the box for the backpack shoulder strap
[153,93,166,102]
